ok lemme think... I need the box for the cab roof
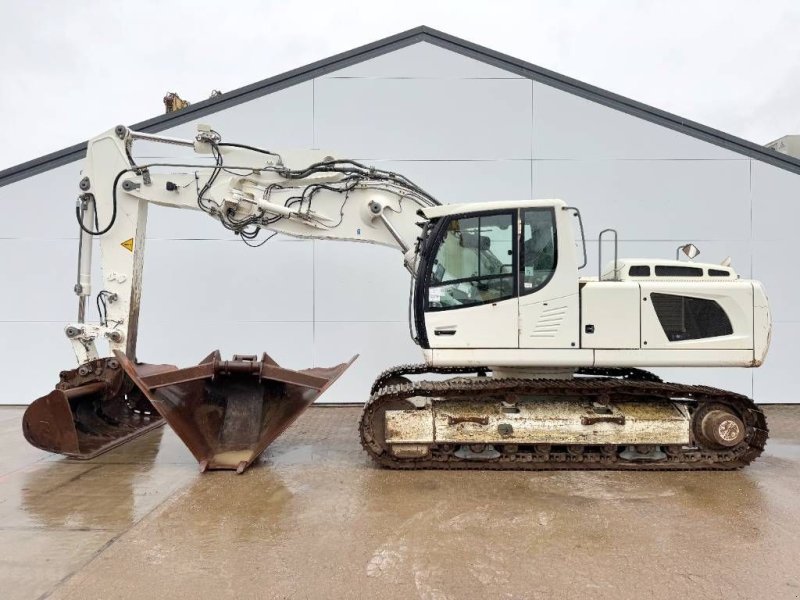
[418,199,566,220]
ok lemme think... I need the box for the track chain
[369,364,661,396]
[575,367,663,383]
[359,374,768,471]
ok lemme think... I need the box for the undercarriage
[359,365,768,470]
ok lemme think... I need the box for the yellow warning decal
[121,238,134,252]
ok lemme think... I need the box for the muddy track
[359,373,768,471]
[369,364,664,395]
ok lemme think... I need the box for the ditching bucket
[116,350,356,473]
[22,357,176,459]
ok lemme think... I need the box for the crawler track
[369,364,663,395]
[359,372,768,470]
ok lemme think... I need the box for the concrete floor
[1,405,799,600]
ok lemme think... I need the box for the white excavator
[22,124,771,473]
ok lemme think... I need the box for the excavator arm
[24,124,437,471]
[70,124,435,364]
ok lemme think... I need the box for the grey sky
[1,0,798,170]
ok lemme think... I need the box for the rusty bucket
[116,350,356,473]
[22,357,176,459]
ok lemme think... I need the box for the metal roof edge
[0,27,429,188]
[2,24,799,188]
[419,26,800,175]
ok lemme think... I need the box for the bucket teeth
[115,350,357,473]
[22,358,175,459]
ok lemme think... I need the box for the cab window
[520,208,557,295]
[426,212,515,310]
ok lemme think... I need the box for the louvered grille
[650,293,733,341]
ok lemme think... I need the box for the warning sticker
[121,238,134,252]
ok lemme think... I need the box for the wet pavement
[1,404,799,600]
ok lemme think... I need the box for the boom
[71,124,435,363]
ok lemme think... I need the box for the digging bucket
[116,350,357,473]
[22,357,176,459]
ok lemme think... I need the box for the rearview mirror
[676,243,700,260]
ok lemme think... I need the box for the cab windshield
[426,212,514,309]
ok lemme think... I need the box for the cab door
[517,207,580,348]
[422,210,518,348]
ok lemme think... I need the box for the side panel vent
[530,305,567,338]
[650,293,733,341]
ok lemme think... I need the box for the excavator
[22,124,771,472]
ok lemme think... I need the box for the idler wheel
[694,404,746,449]
[700,410,745,448]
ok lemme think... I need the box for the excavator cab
[414,201,579,351]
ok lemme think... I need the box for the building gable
[1,25,799,188]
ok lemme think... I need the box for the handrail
[598,228,619,281]
[563,206,588,269]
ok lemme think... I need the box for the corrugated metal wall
[1,42,797,404]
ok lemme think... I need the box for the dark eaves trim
[2,25,799,188]
[0,28,428,188]
[425,28,800,176]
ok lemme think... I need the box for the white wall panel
[533,159,751,241]
[0,240,80,322]
[751,161,800,242]
[314,78,532,159]
[532,82,742,160]
[361,159,532,204]
[753,240,796,325]
[327,42,521,79]
[2,41,799,406]
[749,161,800,403]
[139,238,313,324]
[313,321,419,404]
[145,204,231,242]
[135,320,313,372]
[314,241,409,323]
[0,162,83,239]
[0,323,78,405]
[753,321,798,404]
